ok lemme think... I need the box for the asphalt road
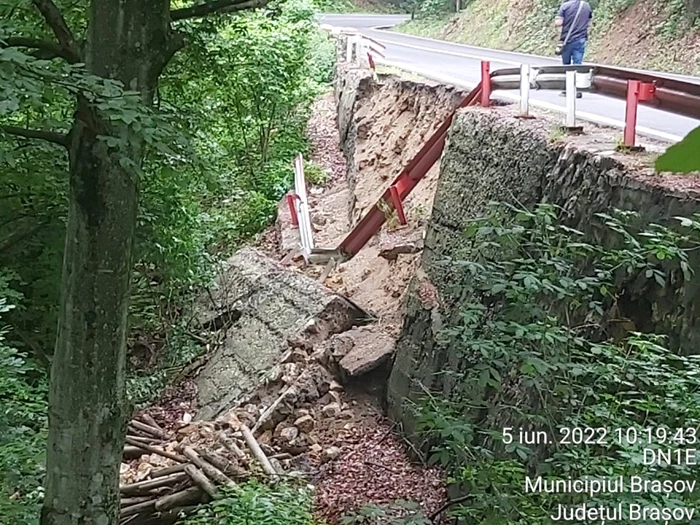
[321,14,700,142]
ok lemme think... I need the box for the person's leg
[571,39,586,65]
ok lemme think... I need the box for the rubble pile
[120,326,396,524]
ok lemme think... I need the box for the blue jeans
[562,39,586,65]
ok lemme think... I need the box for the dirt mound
[296,74,467,336]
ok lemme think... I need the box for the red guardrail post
[623,80,640,147]
[481,61,491,108]
[286,193,299,228]
[623,80,656,147]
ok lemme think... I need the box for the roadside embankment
[333,59,700,520]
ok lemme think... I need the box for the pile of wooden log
[120,415,279,525]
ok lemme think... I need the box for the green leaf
[655,125,700,174]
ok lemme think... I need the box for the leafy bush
[0,281,47,524]
[304,161,329,186]
[182,480,316,525]
[410,203,700,523]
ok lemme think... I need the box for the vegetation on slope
[398,0,700,75]
[410,203,700,523]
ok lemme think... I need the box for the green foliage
[410,203,700,524]
[655,125,700,174]
[0,281,47,525]
[304,161,330,185]
[0,0,337,520]
[182,480,316,525]
[1,0,336,387]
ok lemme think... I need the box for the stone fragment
[278,426,299,444]
[378,241,423,262]
[258,430,273,445]
[321,446,341,463]
[321,402,342,418]
[338,328,395,378]
[289,349,308,363]
[294,415,315,433]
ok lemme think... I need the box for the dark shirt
[558,0,592,43]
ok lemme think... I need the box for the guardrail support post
[623,80,656,147]
[480,61,491,107]
[286,193,299,228]
[519,64,532,118]
[389,185,407,225]
[623,80,640,147]
[563,70,583,134]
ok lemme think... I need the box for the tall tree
[4,1,264,523]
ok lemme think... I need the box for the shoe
[559,91,583,98]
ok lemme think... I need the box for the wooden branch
[428,495,472,522]
[219,433,248,465]
[184,465,219,500]
[151,464,187,479]
[31,0,81,63]
[0,222,48,255]
[126,434,160,445]
[123,446,148,460]
[201,451,247,478]
[138,414,164,433]
[1,37,73,61]
[1,125,68,147]
[155,486,203,511]
[130,420,171,440]
[240,425,278,478]
[124,437,186,463]
[120,472,188,496]
[171,0,266,20]
[251,384,297,434]
[182,447,235,487]
[121,498,156,517]
[120,496,153,508]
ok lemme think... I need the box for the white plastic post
[354,36,364,66]
[565,70,577,128]
[345,36,352,62]
[519,64,531,117]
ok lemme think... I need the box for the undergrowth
[408,203,700,523]
[181,480,317,525]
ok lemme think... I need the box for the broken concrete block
[338,327,395,379]
[193,248,368,421]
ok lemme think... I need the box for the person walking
[555,0,592,66]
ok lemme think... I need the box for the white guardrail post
[564,70,581,132]
[293,154,314,261]
[519,64,531,118]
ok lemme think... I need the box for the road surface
[320,14,700,142]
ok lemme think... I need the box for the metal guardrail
[288,27,700,266]
[284,154,314,263]
[490,64,700,121]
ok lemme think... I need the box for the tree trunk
[40,1,176,524]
